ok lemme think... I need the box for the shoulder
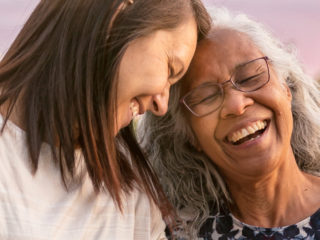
[130,189,167,240]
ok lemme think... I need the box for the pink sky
[204,0,320,77]
[1,0,319,77]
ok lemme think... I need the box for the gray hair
[138,6,320,238]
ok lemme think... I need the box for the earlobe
[195,144,202,152]
[191,138,202,152]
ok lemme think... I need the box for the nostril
[153,101,159,112]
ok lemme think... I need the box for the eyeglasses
[180,56,270,117]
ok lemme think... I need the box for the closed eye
[168,66,175,78]
[189,93,219,107]
[199,93,220,105]
[236,72,264,85]
[168,56,184,85]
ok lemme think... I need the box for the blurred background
[204,0,320,79]
[1,0,319,79]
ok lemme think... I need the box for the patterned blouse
[198,208,320,240]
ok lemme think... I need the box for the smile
[130,101,139,118]
[227,120,269,145]
[130,97,145,119]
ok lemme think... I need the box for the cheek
[118,51,168,102]
[134,61,169,97]
[278,99,293,139]
[259,82,294,138]
[117,67,168,106]
[191,120,227,168]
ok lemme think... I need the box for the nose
[149,82,170,116]
[219,89,254,119]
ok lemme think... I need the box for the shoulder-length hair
[138,6,320,237]
[0,0,211,223]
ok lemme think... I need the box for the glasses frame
[180,56,270,117]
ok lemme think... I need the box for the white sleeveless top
[0,116,166,240]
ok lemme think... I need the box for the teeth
[132,107,138,118]
[130,102,139,118]
[228,120,267,143]
[247,126,255,134]
[241,129,249,138]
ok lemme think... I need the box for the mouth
[225,120,270,145]
[130,101,139,118]
[129,98,145,119]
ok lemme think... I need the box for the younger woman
[0,0,211,239]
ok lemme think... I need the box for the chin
[243,156,279,177]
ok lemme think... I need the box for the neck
[226,150,320,227]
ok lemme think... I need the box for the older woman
[0,0,211,239]
[139,7,320,239]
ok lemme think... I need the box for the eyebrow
[192,81,216,89]
[234,57,258,69]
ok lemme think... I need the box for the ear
[194,143,202,152]
[283,76,292,100]
[285,83,292,101]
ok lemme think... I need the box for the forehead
[183,28,262,90]
[127,14,197,63]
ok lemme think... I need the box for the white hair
[138,6,320,239]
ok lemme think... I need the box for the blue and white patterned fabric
[198,208,320,240]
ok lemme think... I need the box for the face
[115,15,198,134]
[183,29,293,180]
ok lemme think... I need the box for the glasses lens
[184,84,222,116]
[232,58,269,92]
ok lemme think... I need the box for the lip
[118,98,146,131]
[223,118,271,145]
[225,120,270,150]
[127,98,145,122]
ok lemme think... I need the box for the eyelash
[169,66,175,78]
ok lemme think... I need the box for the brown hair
[0,0,211,223]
